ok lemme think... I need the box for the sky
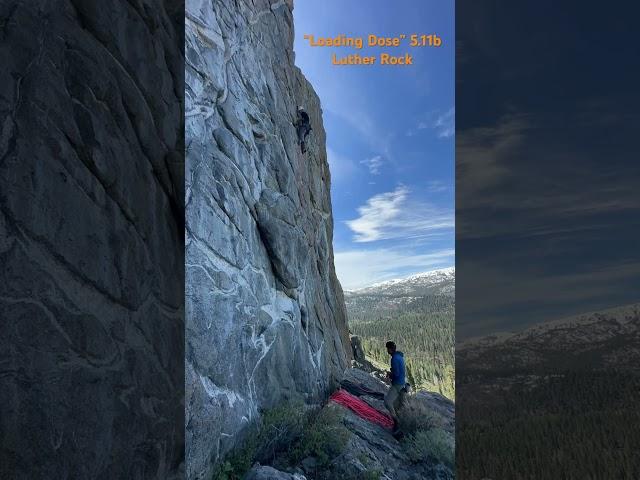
[293,1,455,290]
[455,1,640,338]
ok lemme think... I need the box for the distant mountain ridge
[459,302,639,346]
[346,266,455,297]
[457,302,640,372]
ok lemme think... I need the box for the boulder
[350,334,378,373]
[351,335,368,364]
[416,391,455,433]
[244,465,307,480]
[343,367,390,397]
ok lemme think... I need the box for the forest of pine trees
[347,294,455,399]
[457,371,640,478]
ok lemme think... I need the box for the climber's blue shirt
[390,351,406,385]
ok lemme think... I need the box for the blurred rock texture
[0,1,184,478]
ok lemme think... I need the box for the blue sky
[455,2,640,337]
[293,1,455,290]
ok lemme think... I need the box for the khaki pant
[384,384,404,421]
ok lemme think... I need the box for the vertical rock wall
[185,0,351,477]
[0,1,184,478]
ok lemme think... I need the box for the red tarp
[329,389,394,430]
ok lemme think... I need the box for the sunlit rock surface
[185,0,351,477]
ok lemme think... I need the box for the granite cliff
[0,1,184,478]
[185,0,351,477]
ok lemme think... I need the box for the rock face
[350,334,377,373]
[185,0,351,477]
[0,1,184,479]
[351,335,368,365]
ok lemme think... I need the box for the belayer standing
[294,106,312,154]
[384,341,406,434]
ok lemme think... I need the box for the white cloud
[360,155,384,175]
[345,186,454,243]
[427,180,449,193]
[434,108,455,138]
[414,108,455,138]
[335,248,455,290]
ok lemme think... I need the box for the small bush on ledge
[212,401,352,480]
[212,401,306,480]
[288,405,351,469]
[405,428,454,467]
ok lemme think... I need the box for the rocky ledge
[246,368,455,480]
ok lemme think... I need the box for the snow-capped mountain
[344,267,455,320]
[457,303,640,371]
[457,303,640,478]
[345,267,455,297]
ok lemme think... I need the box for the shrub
[255,401,306,462]
[213,403,353,479]
[212,402,306,480]
[289,406,351,469]
[398,396,454,469]
[360,469,383,480]
[405,428,454,467]
[211,434,258,480]
[397,395,445,435]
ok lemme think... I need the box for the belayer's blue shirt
[390,351,406,385]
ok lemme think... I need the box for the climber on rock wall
[294,106,312,153]
[384,340,406,434]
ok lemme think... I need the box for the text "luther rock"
[332,53,413,66]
